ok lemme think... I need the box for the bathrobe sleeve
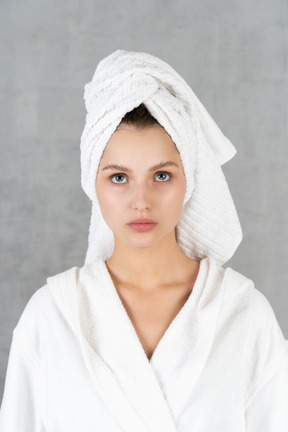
[0,331,45,432]
[0,288,46,432]
[245,350,288,431]
[244,287,288,431]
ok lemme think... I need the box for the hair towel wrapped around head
[80,49,243,266]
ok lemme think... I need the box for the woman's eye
[155,172,171,182]
[111,174,128,184]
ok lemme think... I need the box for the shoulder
[221,263,284,341]
[205,259,284,342]
[205,258,272,318]
[216,262,272,316]
[210,259,286,362]
[13,261,107,335]
[219,262,287,393]
[222,264,282,331]
[13,265,80,341]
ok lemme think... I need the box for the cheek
[159,183,185,216]
[96,180,127,222]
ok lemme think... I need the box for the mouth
[127,218,157,232]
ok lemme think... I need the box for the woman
[0,50,287,431]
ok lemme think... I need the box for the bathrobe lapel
[77,260,178,432]
[148,257,227,419]
[48,256,226,431]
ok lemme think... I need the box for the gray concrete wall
[0,0,287,401]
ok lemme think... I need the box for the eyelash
[110,171,172,184]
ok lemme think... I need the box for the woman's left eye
[155,172,171,182]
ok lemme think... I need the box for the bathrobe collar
[48,256,227,431]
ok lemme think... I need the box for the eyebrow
[102,161,180,172]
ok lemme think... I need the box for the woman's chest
[114,284,193,360]
[43,332,246,432]
[41,288,248,432]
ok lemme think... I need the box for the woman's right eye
[110,174,128,184]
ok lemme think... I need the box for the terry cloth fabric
[0,257,287,431]
[80,50,243,266]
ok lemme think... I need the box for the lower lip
[128,223,157,232]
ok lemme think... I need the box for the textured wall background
[0,0,287,401]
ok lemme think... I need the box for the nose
[131,181,151,210]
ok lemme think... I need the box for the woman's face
[95,124,186,250]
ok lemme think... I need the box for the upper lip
[128,218,157,224]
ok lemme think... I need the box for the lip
[127,218,157,232]
[128,218,156,224]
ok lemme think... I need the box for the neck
[105,233,199,292]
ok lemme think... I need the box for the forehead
[100,125,180,162]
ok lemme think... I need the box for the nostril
[131,186,151,210]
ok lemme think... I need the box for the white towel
[80,50,242,265]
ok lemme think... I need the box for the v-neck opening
[100,257,208,364]
[56,254,225,430]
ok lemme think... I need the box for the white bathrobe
[0,257,287,431]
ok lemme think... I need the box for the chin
[127,240,157,250]
[125,233,172,251]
